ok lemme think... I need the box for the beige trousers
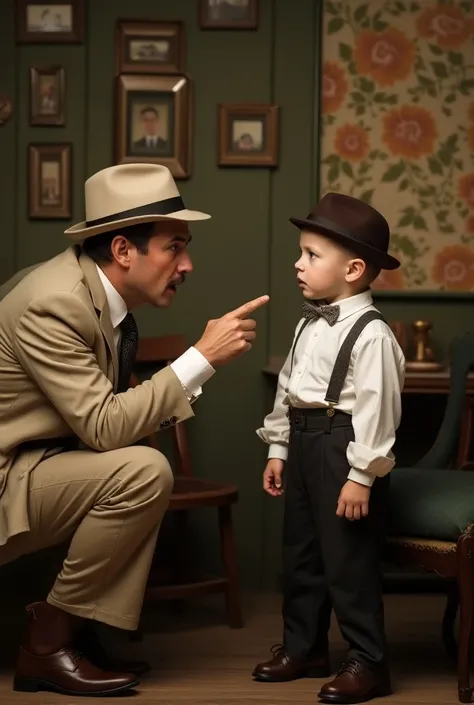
[0,445,173,631]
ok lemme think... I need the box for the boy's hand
[263,459,285,497]
[336,480,370,520]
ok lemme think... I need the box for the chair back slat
[129,335,194,477]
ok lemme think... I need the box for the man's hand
[263,458,284,497]
[336,480,370,520]
[194,295,269,367]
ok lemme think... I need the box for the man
[0,163,268,697]
[132,106,168,153]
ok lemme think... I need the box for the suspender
[287,310,387,417]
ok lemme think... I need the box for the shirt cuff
[268,443,288,461]
[170,346,215,402]
[346,441,395,477]
[348,468,375,487]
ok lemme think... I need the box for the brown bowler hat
[289,192,400,270]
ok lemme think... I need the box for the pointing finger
[228,295,270,320]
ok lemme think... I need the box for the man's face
[141,110,159,137]
[126,221,193,308]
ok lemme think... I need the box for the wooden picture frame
[199,0,258,29]
[218,103,279,166]
[16,0,84,44]
[116,20,185,75]
[28,143,72,219]
[115,74,192,179]
[30,66,65,126]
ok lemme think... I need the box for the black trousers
[281,408,389,668]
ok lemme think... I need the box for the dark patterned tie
[117,312,139,393]
[302,301,340,326]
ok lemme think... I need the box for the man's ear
[110,236,132,269]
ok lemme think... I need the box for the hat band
[306,214,387,253]
[308,214,357,241]
[86,195,185,228]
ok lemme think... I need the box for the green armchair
[386,331,474,703]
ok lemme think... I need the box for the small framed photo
[17,1,84,44]
[218,103,279,166]
[28,143,72,219]
[30,66,65,126]
[115,74,192,179]
[199,0,258,29]
[116,20,185,75]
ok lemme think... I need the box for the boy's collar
[323,289,373,322]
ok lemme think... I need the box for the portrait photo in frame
[115,74,192,179]
[116,20,185,75]
[218,103,278,166]
[30,66,65,126]
[199,0,258,29]
[16,1,84,43]
[28,143,72,219]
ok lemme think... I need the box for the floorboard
[0,592,466,704]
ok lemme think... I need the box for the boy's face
[295,230,363,302]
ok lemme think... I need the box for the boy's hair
[81,222,156,265]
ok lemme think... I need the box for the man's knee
[119,445,174,503]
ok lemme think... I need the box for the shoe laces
[270,643,286,657]
[337,659,361,677]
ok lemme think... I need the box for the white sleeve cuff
[348,468,375,487]
[346,441,395,477]
[170,346,215,401]
[268,443,288,461]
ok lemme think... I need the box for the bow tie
[302,301,340,326]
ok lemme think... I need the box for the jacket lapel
[78,250,119,387]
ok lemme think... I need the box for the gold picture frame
[199,0,258,29]
[115,73,192,179]
[17,0,84,44]
[28,143,72,219]
[30,66,65,126]
[116,20,185,75]
[218,103,279,166]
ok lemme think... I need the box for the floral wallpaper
[320,1,474,292]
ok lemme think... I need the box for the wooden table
[262,357,474,465]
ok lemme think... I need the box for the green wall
[0,0,472,594]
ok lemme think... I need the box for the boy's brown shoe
[317,659,391,703]
[252,644,330,682]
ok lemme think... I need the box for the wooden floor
[0,591,467,704]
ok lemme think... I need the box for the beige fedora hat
[65,163,211,241]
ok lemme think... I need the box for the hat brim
[289,216,400,270]
[65,208,211,241]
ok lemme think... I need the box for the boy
[253,193,405,704]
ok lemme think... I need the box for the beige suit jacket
[0,246,193,546]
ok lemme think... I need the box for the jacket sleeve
[13,291,194,452]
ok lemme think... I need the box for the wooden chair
[386,332,474,703]
[129,335,243,629]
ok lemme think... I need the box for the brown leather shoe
[318,659,391,703]
[253,644,330,682]
[12,602,139,697]
[75,622,151,676]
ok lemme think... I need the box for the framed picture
[199,0,258,29]
[116,20,185,75]
[28,143,72,219]
[218,103,279,166]
[16,0,84,44]
[115,74,192,179]
[30,66,65,126]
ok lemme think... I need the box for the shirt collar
[95,264,128,329]
[333,289,373,322]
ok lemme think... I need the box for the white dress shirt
[95,265,215,402]
[256,290,406,487]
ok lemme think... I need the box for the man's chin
[155,286,177,307]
